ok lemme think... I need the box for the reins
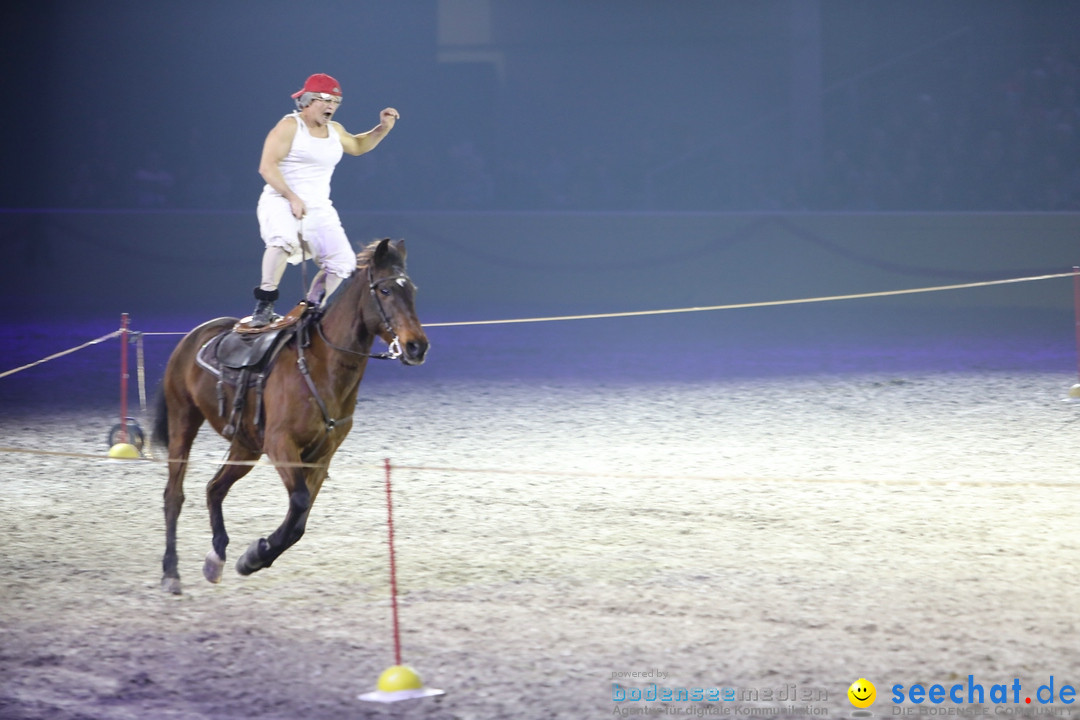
[316,323,402,361]
[293,263,412,456]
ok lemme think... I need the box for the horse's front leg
[203,447,258,583]
[235,461,328,576]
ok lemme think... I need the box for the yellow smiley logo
[848,678,876,708]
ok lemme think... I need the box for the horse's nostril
[406,340,427,360]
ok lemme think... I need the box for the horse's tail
[151,385,169,452]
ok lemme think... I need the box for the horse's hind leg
[203,447,259,583]
[162,410,203,595]
[163,461,188,595]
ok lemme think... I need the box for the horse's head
[361,238,429,366]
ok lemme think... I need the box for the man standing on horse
[250,73,400,327]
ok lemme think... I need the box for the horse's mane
[355,238,404,270]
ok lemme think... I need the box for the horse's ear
[373,238,392,267]
[373,238,406,267]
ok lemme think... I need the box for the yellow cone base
[358,665,444,704]
[108,443,142,459]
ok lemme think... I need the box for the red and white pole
[384,457,403,667]
[119,313,130,443]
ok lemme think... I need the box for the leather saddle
[195,302,315,439]
[213,329,288,371]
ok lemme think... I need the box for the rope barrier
[0,445,332,469]
[424,270,1076,327]
[2,271,1072,380]
[0,330,121,379]
[0,443,1069,488]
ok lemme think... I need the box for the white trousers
[256,195,356,280]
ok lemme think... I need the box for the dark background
[4,1,1080,213]
[2,1,1080,409]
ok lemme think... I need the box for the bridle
[315,264,413,361]
[295,263,416,454]
[365,264,415,359]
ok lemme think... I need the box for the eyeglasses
[312,93,342,105]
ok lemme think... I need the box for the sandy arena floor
[1,311,1079,719]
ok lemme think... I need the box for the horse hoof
[203,550,225,584]
[236,538,270,576]
[161,576,182,595]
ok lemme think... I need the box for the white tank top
[262,113,344,210]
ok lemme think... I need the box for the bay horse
[152,238,428,595]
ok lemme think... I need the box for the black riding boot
[250,287,279,328]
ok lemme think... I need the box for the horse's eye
[380,287,392,296]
